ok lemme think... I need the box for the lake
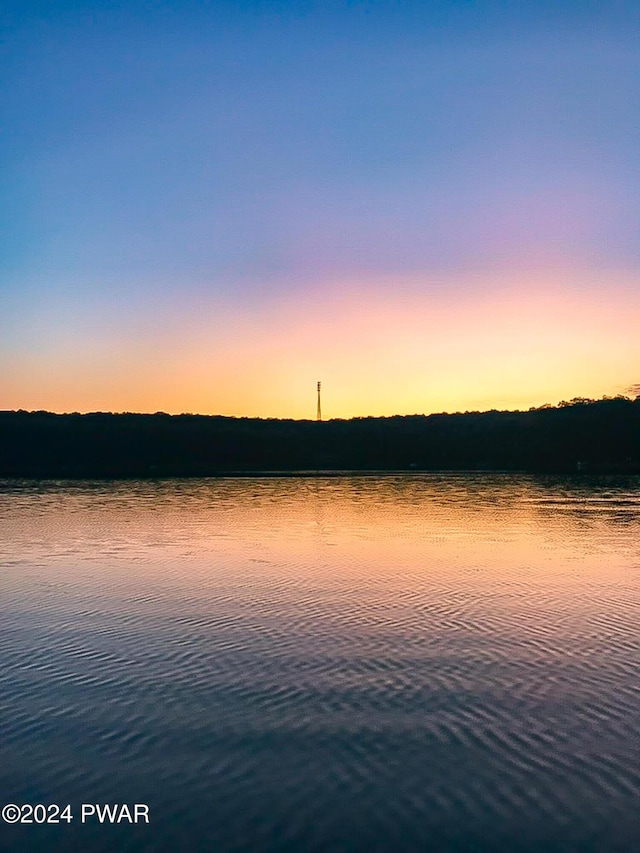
[1,475,639,852]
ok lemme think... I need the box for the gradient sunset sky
[2,0,639,418]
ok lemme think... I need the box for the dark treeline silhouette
[1,397,639,478]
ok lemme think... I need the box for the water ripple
[1,474,640,851]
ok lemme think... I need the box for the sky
[1,0,639,418]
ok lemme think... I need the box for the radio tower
[316,381,322,421]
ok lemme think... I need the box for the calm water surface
[1,475,639,852]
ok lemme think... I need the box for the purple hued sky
[2,1,639,418]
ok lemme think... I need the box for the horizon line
[2,394,638,421]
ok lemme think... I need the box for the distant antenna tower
[317,381,322,421]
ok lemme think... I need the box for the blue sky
[2,1,639,415]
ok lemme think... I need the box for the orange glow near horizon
[2,268,639,419]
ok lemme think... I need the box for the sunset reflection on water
[1,475,639,852]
